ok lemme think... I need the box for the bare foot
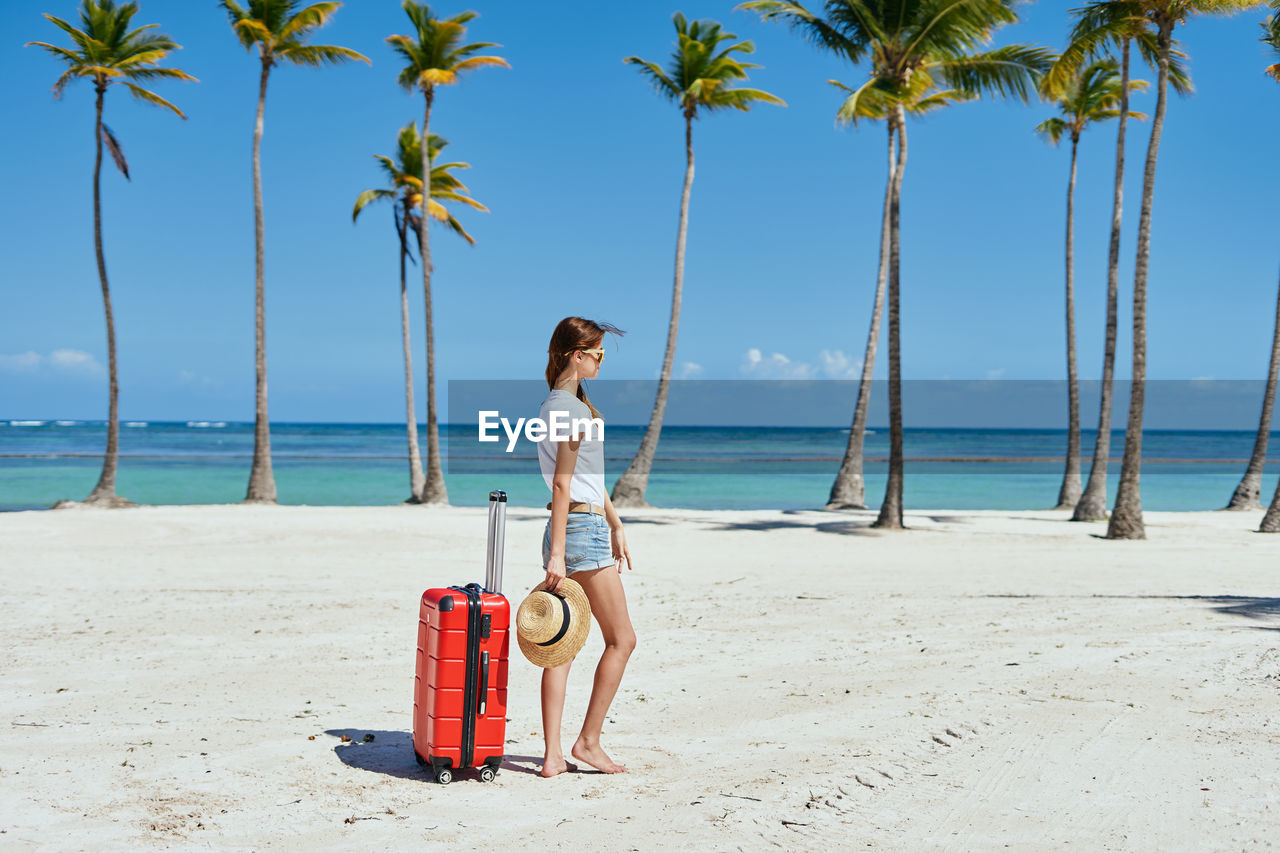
[571,738,627,773]
[539,756,578,778]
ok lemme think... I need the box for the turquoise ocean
[1,420,1277,512]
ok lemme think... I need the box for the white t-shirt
[537,389,605,507]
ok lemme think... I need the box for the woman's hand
[611,525,632,574]
[544,553,567,594]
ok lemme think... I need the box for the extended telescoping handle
[485,490,506,594]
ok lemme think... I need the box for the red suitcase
[413,490,510,784]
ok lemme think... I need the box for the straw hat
[516,577,592,668]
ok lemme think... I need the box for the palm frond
[829,75,883,125]
[441,212,477,245]
[280,2,342,40]
[911,87,974,114]
[1263,3,1280,76]
[736,1,867,64]
[41,13,103,54]
[1132,30,1194,95]
[352,187,394,222]
[624,57,682,102]
[449,55,511,76]
[277,43,370,66]
[99,121,129,179]
[119,67,199,83]
[1035,115,1068,144]
[231,17,274,47]
[932,44,1055,102]
[121,81,186,118]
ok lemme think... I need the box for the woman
[537,316,635,777]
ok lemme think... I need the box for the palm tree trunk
[1055,134,1083,509]
[1228,265,1280,511]
[1108,21,1172,541]
[1074,39,1132,522]
[611,112,696,507]
[245,60,277,503]
[873,106,908,530]
[1261,303,1280,526]
[828,121,895,510]
[418,90,448,504]
[398,204,427,501]
[86,84,126,507]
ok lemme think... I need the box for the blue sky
[2,0,1278,422]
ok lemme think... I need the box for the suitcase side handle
[478,650,490,716]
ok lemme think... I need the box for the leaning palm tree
[1047,1,1190,523]
[27,0,195,508]
[742,0,1051,528]
[353,125,487,503]
[826,76,970,509]
[386,1,507,506]
[1099,0,1266,540]
[611,12,785,508]
[219,0,369,504]
[1257,1,1280,532]
[1035,59,1146,511]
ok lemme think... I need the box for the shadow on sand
[982,594,1280,631]
[325,729,549,780]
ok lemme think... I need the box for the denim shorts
[543,512,614,573]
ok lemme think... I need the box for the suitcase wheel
[479,766,496,783]
[435,767,452,785]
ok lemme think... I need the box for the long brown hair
[545,316,625,420]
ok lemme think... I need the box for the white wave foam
[55,420,79,426]
[9,420,45,426]
[124,422,148,428]
[186,421,228,428]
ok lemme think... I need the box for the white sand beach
[2,504,1278,850]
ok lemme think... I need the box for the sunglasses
[566,348,605,363]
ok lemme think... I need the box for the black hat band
[536,594,572,647]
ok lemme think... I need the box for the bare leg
[539,658,578,777]
[570,565,636,773]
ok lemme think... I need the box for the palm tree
[219,0,369,504]
[27,0,195,508]
[1035,59,1146,511]
[1257,1,1280,532]
[1047,1,1190,524]
[386,2,507,506]
[353,125,487,503]
[741,0,1051,528]
[1099,0,1266,540]
[826,76,970,509]
[611,13,785,508]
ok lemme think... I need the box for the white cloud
[739,348,816,380]
[986,367,1006,380]
[0,351,43,373]
[740,347,864,380]
[0,349,102,375]
[49,349,104,374]
[818,349,862,379]
[678,361,703,379]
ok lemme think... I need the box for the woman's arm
[602,490,632,572]
[544,435,580,593]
